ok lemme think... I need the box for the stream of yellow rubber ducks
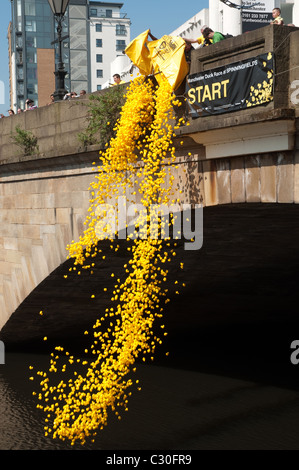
[30,74,188,446]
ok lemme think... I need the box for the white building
[208,0,298,35]
[169,8,210,46]
[89,1,131,91]
[171,0,298,40]
[110,0,298,84]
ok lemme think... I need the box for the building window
[25,20,36,32]
[17,66,23,80]
[27,83,38,95]
[116,24,127,36]
[90,8,97,16]
[16,35,23,48]
[106,9,112,18]
[97,85,102,91]
[97,69,103,78]
[27,50,37,63]
[25,3,36,15]
[116,40,126,51]
[26,36,36,48]
[17,83,24,96]
[17,51,23,64]
[27,67,37,80]
[95,23,102,32]
[17,0,22,31]
[96,54,103,63]
[96,39,102,47]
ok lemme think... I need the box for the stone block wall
[0,97,90,165]
[0,158,94,328]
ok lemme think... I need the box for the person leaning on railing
[25,99,37,111]
[182,25,208,48]
[202,27,225,45]
[183,26,225,48]
[270,8,284,25]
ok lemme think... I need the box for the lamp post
[48,0,70,101]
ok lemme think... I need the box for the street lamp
[48,0,70,101]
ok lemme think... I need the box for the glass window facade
[10,0,75,109]
[10,1,130,109]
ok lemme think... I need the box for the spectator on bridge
[79,90,87,97]
[8,109,15,116]
[183,41,195,63]
[47,93,55,105]
[183,25,209,48]
[270,8,284,25]
[111,74,125,86]
[25,99,37,110]
[17,108,23,114]
[202,27,225,45]
[63,91,78,100]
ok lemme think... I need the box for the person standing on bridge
[182,25,209,48]
[47,94,55,105]
[25,99,37,110]
[111,74,125,86]
[270,8,284,25]
[202,27,225,45]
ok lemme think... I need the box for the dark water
[2,349,299,450]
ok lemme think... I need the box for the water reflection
[1,352,299,450]
[0,353,79,450]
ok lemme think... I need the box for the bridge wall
[1,25,299,330]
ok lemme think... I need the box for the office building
[89,2,130,91]
[8,0,130,110]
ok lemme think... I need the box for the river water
[1,348,299,450]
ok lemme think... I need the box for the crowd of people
[0,98,38,118]
[0,89,88,118]
[63,89,87,100]
[0,77,127,118]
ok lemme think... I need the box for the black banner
[185,52,274,118]
[242,12,272,32]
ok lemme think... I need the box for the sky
[0,0,209,116]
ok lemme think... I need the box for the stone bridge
[0,25,299,342]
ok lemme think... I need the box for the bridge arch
[0,147,299,332]
[1,200,299,388]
